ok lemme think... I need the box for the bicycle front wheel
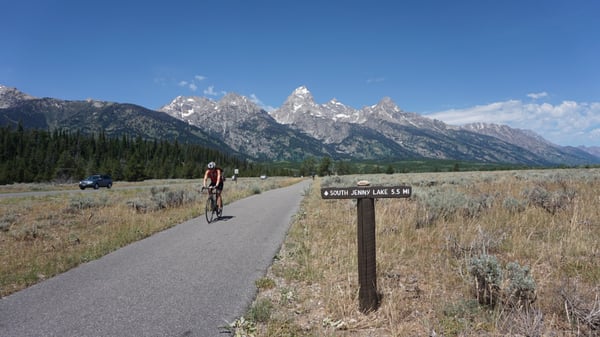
[205,198,215,223]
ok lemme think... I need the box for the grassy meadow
[2,169,599,336]
[0,177,302,298]
[243,168,600,337]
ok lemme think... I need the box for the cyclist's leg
[209,181,217,208]
[216,182,224,209]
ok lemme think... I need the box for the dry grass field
[2,170,598,336]
[0,177,301,298]
[243,168,600,337]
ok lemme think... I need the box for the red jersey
[207,168,222,183]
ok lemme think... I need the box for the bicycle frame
[202,186,221,223]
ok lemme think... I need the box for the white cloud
[203,86,218,96]
[527,91,548,99]
[249,94,275,112]
[178,80,197,91]
[426,100,525,125]
[178,75,206,92]
[367,77,385,84]
[426,98,600,146]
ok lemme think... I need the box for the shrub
[247,298,273,323]
[560,280,600,333]
[67,196,107,211]
[0,212,17,232]
[414,187,467,227]
[255,277,276,290]
[463,193,495,218]
[10,223,47,241]
[251,185,262,195]
[415,188,493,227]
[149,187,197,210]
[0,220,10,232]
[469,254,503,306]
[523,184,575,214]
[151,187,182,209]
[505,261,537,306]
[502,196,526,213]
[221,316,257,337]
[126,198,149,213]
[469,255,538,308]
[440,299,482,335]
[279,288,296,305]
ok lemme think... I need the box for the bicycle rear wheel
[205,197,215,223]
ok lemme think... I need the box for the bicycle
[202,186,222,223]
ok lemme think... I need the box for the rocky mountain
[267,86,599,165]
[271,86,365,124]
[2,84,599,165]
[159,93,337,161]
[461,123,597,165]
[0,85,36,109]
[0,85,232,153]
[577,145,600,158]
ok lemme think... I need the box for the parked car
[79,175,113,190]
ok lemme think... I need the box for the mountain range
[2,84,599,166]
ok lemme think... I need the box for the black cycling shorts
[209,181,223,191]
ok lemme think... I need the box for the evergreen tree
[54,150,78,182]
[0,127,254,184]
[318,156,332,176]
[300,156,317,177]
[335,160,352,175]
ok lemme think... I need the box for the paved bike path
[0,180,311,337]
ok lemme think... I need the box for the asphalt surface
[0,180,311,337]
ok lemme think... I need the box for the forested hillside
[0,124,265,185]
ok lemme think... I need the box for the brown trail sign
[321,186,412,199]
[321,182,412,313]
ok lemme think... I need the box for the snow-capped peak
[293,85,311,97]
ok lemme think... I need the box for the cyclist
[203,161,223,212]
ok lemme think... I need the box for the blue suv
[79,175,113,190]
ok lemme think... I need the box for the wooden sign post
[321,181,412,313]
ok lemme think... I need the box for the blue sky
[2,1,599,146]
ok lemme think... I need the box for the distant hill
[0,85,235,156]
[2,84,599,166]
